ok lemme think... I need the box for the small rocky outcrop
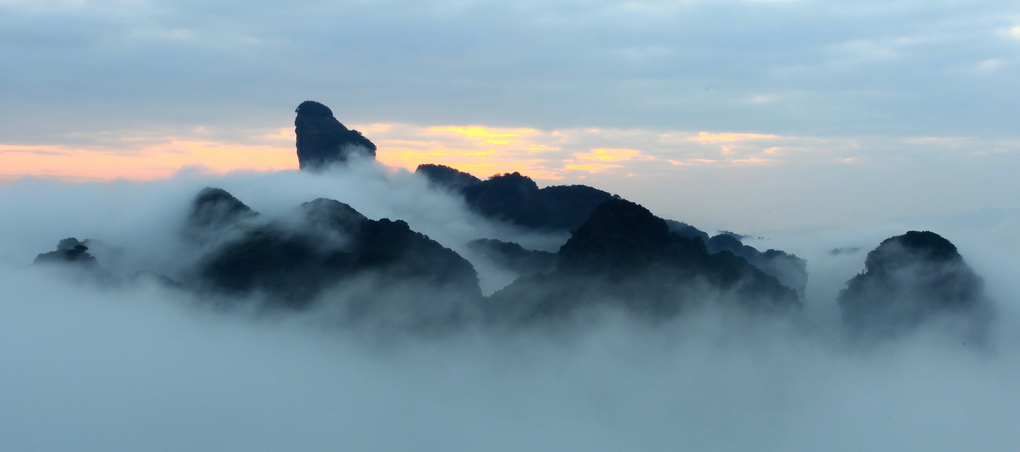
[295,101,376,171]
[33,237,121,284]
[33,238,99,266]
[838,231,992,340]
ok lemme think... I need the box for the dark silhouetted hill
[34,237,99,266]
[295,101,376,171]
[32,237,126,284]
[416,164,482,192]
[188,190,483,327]
[413,162,807,295]
[838,231,992,341]
[487,199,800,323]
[467,238,556,277]
[707,233,808,299]
[415,166,615,231]
[183,187,258,244]
[665,220,710,243]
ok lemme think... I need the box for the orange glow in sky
[1,124,833,183]
[1,141,295,182]
[369,124,566,180]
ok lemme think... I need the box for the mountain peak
[294,100,377,171]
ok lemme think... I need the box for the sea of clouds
[2,162,1018,451]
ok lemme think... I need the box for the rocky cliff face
[838,231,991,340]
[295,101,377,171]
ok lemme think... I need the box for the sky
[2,0,1019,231]
[4,2,1020,448]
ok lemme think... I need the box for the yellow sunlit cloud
[364,124,565,180]
[1009,25,1020,38]
[565,162,622,173]
[2,122,864,184]
[574,148,646,162]
[689,132,782,143]
[427,126,540,146]
[563,148,655,174]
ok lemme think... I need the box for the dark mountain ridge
[416,165,615,231]
[28,101,997,339]
[486,199,801,323]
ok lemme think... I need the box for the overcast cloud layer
[2,0,1019,232]
[2,0,1018,139]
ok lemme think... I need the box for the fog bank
[2,166,1020,451]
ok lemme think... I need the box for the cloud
[429,125,542,145]
[5,261,1019,451]
[0,139,295,181]
[2,0,1019,144]
[1,0,1018,232]
[1,9,1018,449]
[7,122,1020,231]
[3,164,1020,451]
[688,132,783,143]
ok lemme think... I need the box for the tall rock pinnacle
[294,101,377,171]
